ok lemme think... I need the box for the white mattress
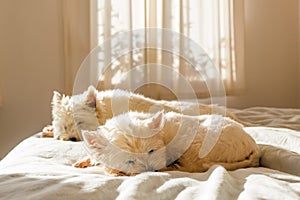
[0,107,300,200]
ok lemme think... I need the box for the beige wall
[228,0,299,108]
[299,0,300,107]
[0,0,91,159]
[0,0,65,158]
[0,0,299,159]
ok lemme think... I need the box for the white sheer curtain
[91,0,245,99]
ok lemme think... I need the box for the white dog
[82,111,260,176]
[51,86,247,141]
[51,87,99,141]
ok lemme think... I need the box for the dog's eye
[76,121,83,126]
[148,149,155,154]
[126,160,136,165]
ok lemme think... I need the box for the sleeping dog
[49,86,247,141]
[81,111,260,175]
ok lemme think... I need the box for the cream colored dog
[51,86,246,141]
[82,111,260,176]
[51,87,99,141]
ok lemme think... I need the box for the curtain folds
[91,0,245,99]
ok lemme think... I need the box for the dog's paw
[42,125,54,138]
[105,167,135,176]
[73,158,92,168]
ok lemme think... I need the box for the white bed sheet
[0,107,300,200]
[231,106,300,131]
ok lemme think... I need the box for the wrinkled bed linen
[0,107,300,200]
[231,106,300,131]
[1,132,300,200]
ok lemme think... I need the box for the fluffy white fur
[83,111,260,176]
[51,86,245,141]
[51,87,99,141]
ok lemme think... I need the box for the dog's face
[51,86,98,141]
[83,111,167,175]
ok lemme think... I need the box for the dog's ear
[82,130,108,151]
[86,86,97,108]
[52,91,62,106]
[147,110,165,131]
[51,91,64,117]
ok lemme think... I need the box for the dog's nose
[149,167,158,172]
[69,137,77,142]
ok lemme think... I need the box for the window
[90,0,245,99]
[65,0,245,99]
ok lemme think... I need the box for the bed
[0,107,300,200]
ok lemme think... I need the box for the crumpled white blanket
[231,106,300,131]
[1,107,300,200]
[0,127,300,200]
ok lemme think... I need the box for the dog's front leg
[158,160,186,172]
[73,156,95,168]
[41,125,54,138]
